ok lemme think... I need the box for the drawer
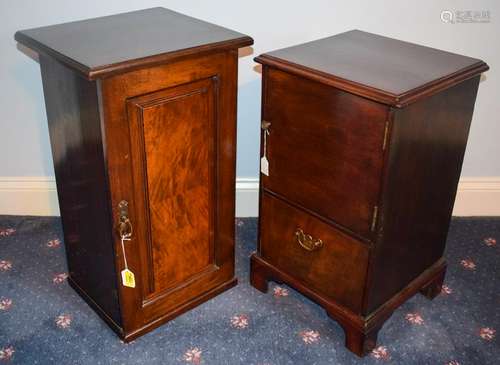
[259,192,369,312]
[262,67,388,237]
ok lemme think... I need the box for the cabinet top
[255,30,488,107]
[15,7,253,80]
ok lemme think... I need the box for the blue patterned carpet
[0,216,499,364]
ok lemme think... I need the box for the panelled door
[100,52,238,336]
[127,76,218,299]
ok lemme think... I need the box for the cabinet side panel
[40,56,122,327]
[365,76,481,314]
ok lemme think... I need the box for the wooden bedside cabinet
[15,8,252,341]
[250,30,488,356]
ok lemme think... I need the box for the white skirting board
[0,176,499,217]
[0,177,60,216]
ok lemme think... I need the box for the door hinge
[370,205,379,232]
[382,120,390,151]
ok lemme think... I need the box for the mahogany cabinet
[250,30,488,356]
[15,8,252,341]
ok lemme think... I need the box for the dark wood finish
[260,193,369,311]
[364,76,481,313]
[40,55,122,328]
[263,68,387,237]
[252,30,487,356]
[124,278,237,342]
[419,266,446,300]
[15,7,252,80]
[255,30,488,107]
[338,320,381,357]
[251,254,447,357]
[16,8,252,341]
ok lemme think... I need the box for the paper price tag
[261,156,269,176]
[121,269,136,288]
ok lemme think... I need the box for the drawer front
[260,192,369,312]
[262,67,388,237]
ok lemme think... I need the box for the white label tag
[261,156,269,176]
[121,269,136,288]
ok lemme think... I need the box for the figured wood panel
[127,78,216,297]
[263,68,388,238]
[259,193,369,312]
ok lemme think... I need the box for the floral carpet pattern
[0,216,499,364]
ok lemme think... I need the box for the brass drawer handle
[295,228,323,251]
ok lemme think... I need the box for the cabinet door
[262,68,389,237]
[127,77,219,297]
[100,52,237,337]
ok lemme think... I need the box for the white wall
[1,0,499,216]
